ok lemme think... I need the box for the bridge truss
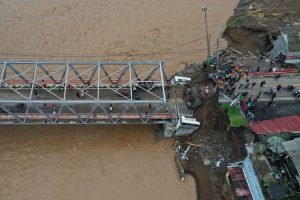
[0,61,177,124]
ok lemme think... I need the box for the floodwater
[0,0,238,76]
[0,0,238,199]
[0,125,196,200]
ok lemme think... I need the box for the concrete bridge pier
[163,122,199,137]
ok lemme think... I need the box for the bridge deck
[0,61,194,124]
[0,87,178,123]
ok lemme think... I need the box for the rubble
[175,1,300,199]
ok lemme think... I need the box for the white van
[173,76,191,85]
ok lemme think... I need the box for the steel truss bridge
[0,61,184,126]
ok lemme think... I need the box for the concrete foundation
[163,123,199,137]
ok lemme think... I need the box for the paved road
[219,73,300,103]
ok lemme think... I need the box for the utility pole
[202,6,211,66]
[216,24,222,69]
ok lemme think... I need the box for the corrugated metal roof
[249,115,300,135]
[269,35,288,59]
[280,26,300,52]
[282,138,300,184]
[270,26,300,60]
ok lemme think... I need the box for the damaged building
[227,137,300,200]
[270,25,300,67]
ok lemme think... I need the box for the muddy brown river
[0,125,196,199]
[0,0,238,199]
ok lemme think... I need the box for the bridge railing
[0,61,179,124]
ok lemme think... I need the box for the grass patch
[221,103,248,127]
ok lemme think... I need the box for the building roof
[279,26,300,52]
[228,166,253,200]
[249,115,300,135]
[269,35,288,59]
[282,137,300,184]
[227,156,265,200]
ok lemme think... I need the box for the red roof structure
[227,167,253,200]
[249,115,300,135]
[250,68,298,77]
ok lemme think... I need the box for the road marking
[219,97,299,103]
[264,84,300,87]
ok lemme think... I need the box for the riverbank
[0,0,239,199]
[224,0,300,54]
[178,0,300,199]
[175,67,248,199]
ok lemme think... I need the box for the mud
[178,70,248,200]
[224,0,300,54]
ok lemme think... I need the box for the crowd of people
[210,62,299,120]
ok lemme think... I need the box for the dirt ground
[178,70,248,200]
[178,1,300,199]
[224,0,300,54]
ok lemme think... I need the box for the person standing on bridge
[76,92,80,99]
[228,86,236,95]
[271,86,277,94]
[109,104,113,113]
[67,83,72,90]
[133,86,137,93]
[276,84,282,91]
[238,82,244,89]
[34,90,40,98]
[245,82,251,89]
[260,80,266,87]
[268,67,273,72]
[145,111,149,118]
[41,80,47,88]
[80,92,84,99]
[165,106,169,113]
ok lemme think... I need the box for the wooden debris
[230,47,243,55]
[185,142,203,147]
[248,50,257,58]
